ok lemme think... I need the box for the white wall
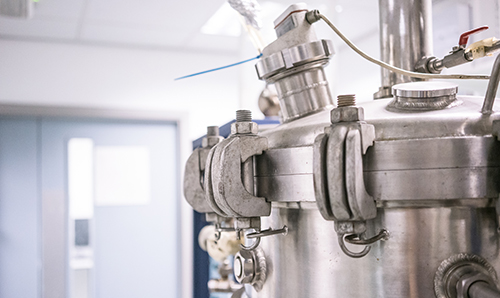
[0,39,241,140]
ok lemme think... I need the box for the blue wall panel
[0,119,40,298]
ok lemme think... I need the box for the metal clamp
[184,126,224,213]
[313,97,382,258]
[205,113,270,218]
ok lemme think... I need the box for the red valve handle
[459,25,489,46]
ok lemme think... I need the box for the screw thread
[236,110,252,122]
[206,126,219,137]
[337,94,356,107]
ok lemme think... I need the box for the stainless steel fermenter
[184,2,500,298]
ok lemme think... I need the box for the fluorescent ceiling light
[201,2,241,37]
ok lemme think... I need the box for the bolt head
[331,106,364,123]
[231,122,258,135]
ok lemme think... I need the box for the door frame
[0,103,193,298]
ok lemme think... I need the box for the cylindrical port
[469,281,500,298]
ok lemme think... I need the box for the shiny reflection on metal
[256,8,335,122]
[246,225,288,239]
[363,136,500,171]
[255,206,500,297]
[214,224,237,241]
[258,85,280,117]
[256,40,334,80]
[366,167,500,201]
[468,282,500,298]
[240,236,261,251]
[377,0,433,96]
[273,64,333,122]
[255,133,500,203]
[389,81,459,111]
[482,53,500,114]
[337,233,371,258]
[434,253,499,298]
[392,82,458,98]
[234,247,267,291]
[344,228,389,245]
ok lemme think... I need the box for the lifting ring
[338,229,389,258]
[240,236,261,251]
[338,233,371,258]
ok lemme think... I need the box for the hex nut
[202,135,224,148]
[234,251,255,284]
[331,106,365,123]
[231,122,259,135]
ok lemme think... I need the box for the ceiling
[0,0,379,54]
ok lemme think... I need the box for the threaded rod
[337,94,356,107]
[236,110,252,122]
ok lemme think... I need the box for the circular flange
[389,81,459,111]
[256,39,334,80]
[434,253,498,298]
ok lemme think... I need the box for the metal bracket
[184,147,213,213]
[205,135,271,218]
[313,104,385,258]
[313,122,376,221]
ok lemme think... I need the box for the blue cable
[174,53,263,81]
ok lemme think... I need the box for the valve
[458,26,489,49]
[415,25,500,74]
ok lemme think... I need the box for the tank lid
[388,81,459,111]
[392,81,458,98]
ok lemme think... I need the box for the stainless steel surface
[183,4,500,297]
[258,85,280,117]
[184,126,223,213]
[205,112,270,218]
[389,82,459,111]
[434,253,499,298]
[272,65,333,122]
[254,206,500,298]
[482,53,500,114]
[234,247,267,292]
[392,82,458,98]
[469,282,500,298]
[377,0,433,97]
[256,6,334,122]
[246,225,288,239]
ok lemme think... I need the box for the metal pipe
[469,282,500,298]
[482,53,500,114]
[376,0,433,98]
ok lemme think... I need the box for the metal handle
[338,229,389,259]
[345,229,390,245]
[459,26,489,47]
[246,225,288,239]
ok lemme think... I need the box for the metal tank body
[253,96,500,297]
[183,3,500,298]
